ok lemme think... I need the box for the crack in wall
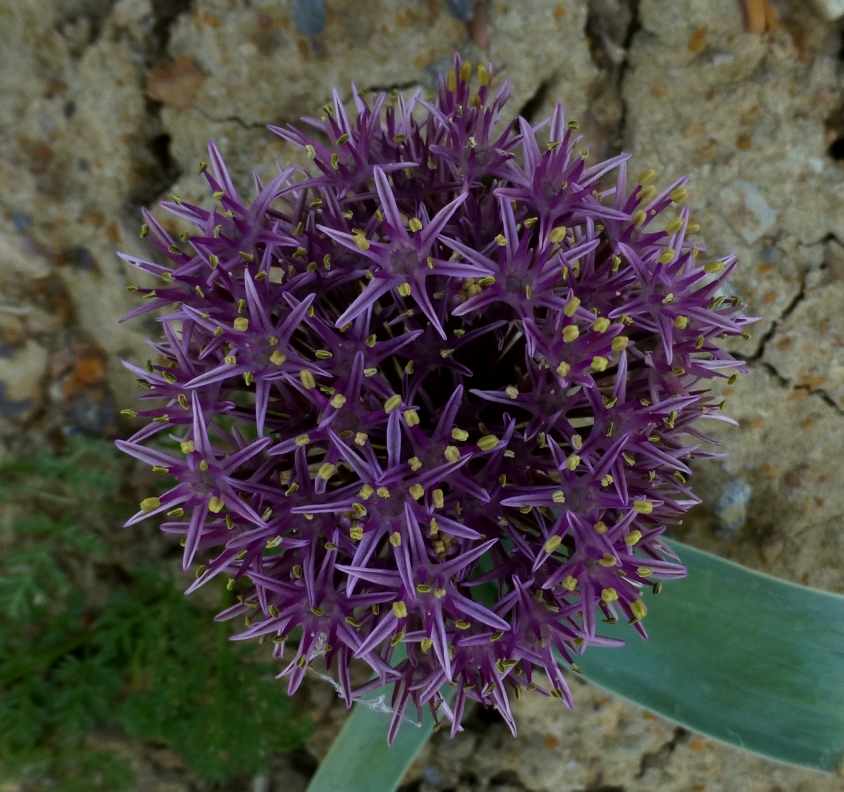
[635,725,688,778]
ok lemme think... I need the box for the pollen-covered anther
[208,496,225,513]
[591,356,609,372]
[636,184,658,203]
[561,575,578,591]
[601,588,619,604]
[140,497,161,512]
[392,601,408,618]
[404,409,420,426]
[452,428,469,441]
[444,446,460,463]
[432,489,444,509]
[544,535,562,553]
[556,361,571,377]
[670,187,689,204]
[564,296,580,317]
[598,553,617,567]
[300,370,316,389]
[565,454,580,471]
[384,394,402,413]
[354,432,368,446]
[409,484,425,500]
[633,500,653,514]
[317,463,336,480]
[477,435,499,451]
[330,394,347,408]
[562,325,579,343]
[625,530,643,546]
[630,600,648,620]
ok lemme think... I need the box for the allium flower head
[118,54,752,742]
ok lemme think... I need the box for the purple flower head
[117,54,753,742]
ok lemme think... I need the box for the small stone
[713,479,752,537]
[146,56,207,110]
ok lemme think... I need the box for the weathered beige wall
[2,0,843,789]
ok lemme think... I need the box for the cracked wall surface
[2,0,844,790]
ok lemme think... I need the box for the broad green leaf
[309,540,844,791]
[578,539,844,773]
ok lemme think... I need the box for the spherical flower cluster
[117,54,752,741]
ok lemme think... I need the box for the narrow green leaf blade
[579,539,844,772]
[305,680,441,792]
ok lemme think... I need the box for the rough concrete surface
[2,0,844,789]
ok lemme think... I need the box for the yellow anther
[687,222,701,233]
[455,620,471,630]
[359,484,374,500]
[408,457,422,471]
[477,435,499,451]
[626,530,643,546]
[563,325,579,343]
[267,350,285,366]
[601,588,619,604]
[478,62,491,86]
[392,601,408,618]
[564,296,580,317]
[591,317,610,334]
[662,293,674,304]
[330,394,346,409]
[674,315,689,329]
[556,361,571,376]
[601,474,613,487]
[354,432,368,446]
[295,434,309,446]
[552,491,566,503]
[363,367,378,377]
[562,575,578,591]
[233,317,249,332]
[599,553,617,567]
[630,600,648,620]
[452,428,469,441]
[409,484,425,500]
[632,209,647,228]
[317,463,336,480]
[505,386,519,399]
[403,409,420,426]
[638,168,657,185]
[670,187,689,203]
[704,261,725,273]
[140,497,161,512]
[300,370,316,389]
[384,394,402,413]
[350,525,364,540]
[637,184,657,203]
[572,434,583,449]
[478,276,495,285]
[495,234,507,246]
[611,336,629,351]
[199,459,209,472]
[637,567,653,577]
[408,217,423,232]
[208,496,225,513]
[544,535,562,553]
[353,231,370,250]
[429,517,439,534]
[389,531,402,546]
[549,226,567,244]
[397,282,412,297]
[180,440,195,455]
[594,520,608,534]
[224,355,237,365]
[565,454,580,471]
[314,349,334,359]
[665,217,684,234]
[658,248,675,264]
[591,356,609,372]
[444,445,460,463]
[633,500,653,514]
[432,489,444,509]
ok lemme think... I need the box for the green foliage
[0,439,311,790]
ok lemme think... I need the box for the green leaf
[309,540,844,791]
[306,676,447,792]
[578,539,844,773]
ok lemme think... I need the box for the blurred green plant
[0,438,311,790]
